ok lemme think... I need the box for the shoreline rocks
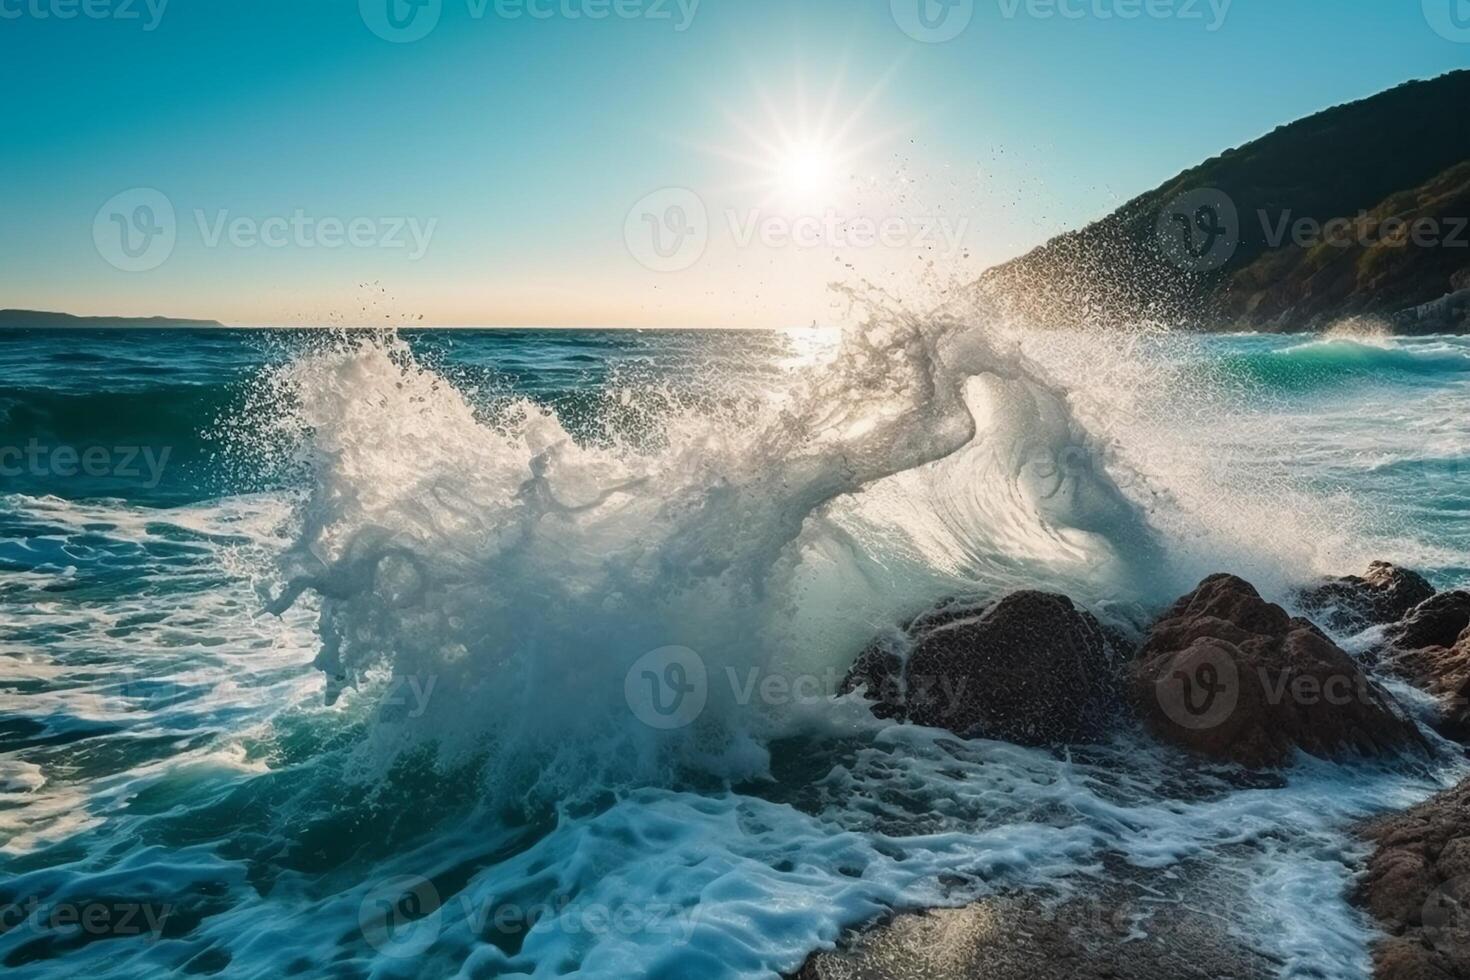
[1134,574,1427,768]
[1298,561,1437,635]
[844,573,1432,768]
[1378,591,1470,741]
[1358,778,1470,980]
[839,591,1132,746]
[832,563,1466,980]
[792,864,1274,980]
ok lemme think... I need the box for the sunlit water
[2,321,1468,979]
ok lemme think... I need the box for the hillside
[976,71,1470,333]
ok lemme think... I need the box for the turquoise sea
[2,321,1469,978]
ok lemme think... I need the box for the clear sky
[2,0,1465,327]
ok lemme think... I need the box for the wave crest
[260,309,1164,805]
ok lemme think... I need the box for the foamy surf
[3,324,1469,979]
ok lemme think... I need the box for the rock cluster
[1359,780,1470,980]
[1378,590,1470,740]
[840,562,1470,980]
[840,592,1132,746]
[1298,561,1437,635]
[844,567,1439,768]
[1133,574,1424,767]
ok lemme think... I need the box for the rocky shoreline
[795,862,1277,980]
[797,563,1470,979]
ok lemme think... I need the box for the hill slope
[976,71,1470,333]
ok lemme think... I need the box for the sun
[686,64,908,215]
[773,140,840,207]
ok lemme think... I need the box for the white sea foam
[6,326,1470,979]
[258,307,1172,801]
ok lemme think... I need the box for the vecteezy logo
[1424,875,1470,954]
[93,188,176,273]
[359,875,442,958]
[891,0,974,42]
[360,0,442,42]
[1155,188,1240,272]
[1424,0,1470,41]
[1154,641,1239,731]
[623,188,709,273]
[624,646,708,729]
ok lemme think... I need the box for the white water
[260,306,1175,797]
[4,319,1470,979]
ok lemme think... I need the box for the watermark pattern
[1423,0,1470,43]
[892,0,1232,42]
[623,188,709,273]
[1153,642,1240,731]
[359,0,700,42]
[891,0,975,43]
[359,0,442,42]
[625,646,708,729]
[1260,211,1469,251]
[0,441,171,488]
[624,188,971,272]
[194,210,437,259]
[1156,187,1469,273]
[727,209,970,254]
[358,876,701,958]
[360,876,442,958]
[0,898,173,940]
[1155,188,1240,272]
[996,0,1231,30]
[1153,642,1392,732]
[623,647,973,730]
[1423,874,1470,956]
[0,0,169,30]
[94,189,438,272]
[93,188,176,273]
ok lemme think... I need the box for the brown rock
[1373,938,1457,980]
[841,592,1132,746]
[792,866,1274,980]
[1134,574,1426,768]
[1380,592,1470,741]
[1387,592,1470,651]
[1359,779,1470,980]
[1298,562,1437,634]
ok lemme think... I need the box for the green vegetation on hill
[977,71,1470,332]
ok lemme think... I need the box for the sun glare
[775,141,839,207]
[687,64,908,216]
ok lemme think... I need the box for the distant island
[975,70,1470,334]
[0,309,228,329]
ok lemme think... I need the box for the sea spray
[261,305,1167,805]
[6,327,1470,979]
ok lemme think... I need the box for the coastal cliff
[974,71,1470,333]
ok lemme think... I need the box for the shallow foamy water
[2,322,1468,978]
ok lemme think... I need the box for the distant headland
[0,309,228,329]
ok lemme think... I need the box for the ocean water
[2,316,1469,979]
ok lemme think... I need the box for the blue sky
[2,0,1466,326]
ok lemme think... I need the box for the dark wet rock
[1379,592,1470,741]
[1134,574,1427,768]
[1298,562,1437,635]
[839,646,904,722]
[1358,779,1470,980]
[792,866,1274,980]
[840,592,1133,746]
[1386,592,1470,652]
